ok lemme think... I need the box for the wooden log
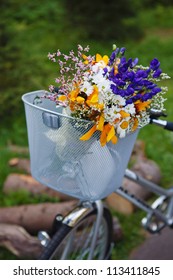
[130,139,146,163]
[132,159,162,182]
[0,201,76,234]
[0,223,42,259]
[106,154,162,215]
[106,187,135,215]
[7,143,29,154]
[8,158,31,173]
[0,217,122,259]
[112,216,123,242]
[3,173,73,201]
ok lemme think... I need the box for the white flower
[117,125,127,138]
[92,63,100,73]
[104,106,121,123]
[80,81,93,96]
[91,71,104,84]
[124,103,136,115]
[92,61,108,73]
[111,94,126,106]
[116,120,130,138]
[92,73,111,93]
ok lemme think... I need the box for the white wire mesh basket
[22,90,139,201]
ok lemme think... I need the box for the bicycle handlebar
[164,121,173,131]
[150,118,173,131]
[148,109,173,131]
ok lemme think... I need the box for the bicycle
[22,90,173,260]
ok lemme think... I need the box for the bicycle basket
[22,90,139,201]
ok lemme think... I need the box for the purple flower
[126,86,135,95]
[112,77,126,87]
[136,69,149,79]
[131,58,139,68]
[150,58,160,70]
[110,84,120,94]
[132,93,143,101]
[141,93,152,101]
[126,98,133,105]
[109,48,120,65]
[153,68,162,78]
[151,87,162,95]
[146,83,157,90]
[103,67,108,76]
[124,71,135,81]
[118,62,129,73]
[120,47,126,56]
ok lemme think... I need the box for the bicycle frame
[58,165,173,255]
[114,168,173,232]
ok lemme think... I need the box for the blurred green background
[0,0,173,259]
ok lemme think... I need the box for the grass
[1,5,173,260]
[111,210,146,260]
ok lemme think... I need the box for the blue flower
[124,71,135,82]
[151,87,161,95]
[120,47,126,56]
[110,84,120,94]
[126,85,135,95]
[103,67,108,76]
[131,58,139,68]
[109,48,120,65]
[150,58,160,70]
[153,68,162,78]
[141,93,152,101]
[126,98,133,105]
[135,69,149,79]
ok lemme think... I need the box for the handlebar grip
[165,121,173,131]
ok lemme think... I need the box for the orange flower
[80,124,97,141]
[131,117,139,131]
[135,100,151,112]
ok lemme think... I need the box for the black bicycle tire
[39,206,113,260]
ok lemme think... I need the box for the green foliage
[0,190,59,207]
[64,0,143,42]
[143,0,173,8]
[0,0,67,122]
[1,1,173,122]
[138,5,173,29]
[111,210,145,259]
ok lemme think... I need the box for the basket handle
[42,112,61,129]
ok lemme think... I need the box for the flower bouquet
[45,44,169,146]
[22,44,170,201]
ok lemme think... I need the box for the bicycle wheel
[39,206,113,260]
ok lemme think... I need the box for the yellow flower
[80,124,97,141]
[68,88,80,100]
[86,85,99,105]
[135,100,151,112]
[119,110,130,118]
[82,54,89,64]
[131,117,139,131]
[95,54,109,65]
[120,121,129,129]
[80,116,118,146]
[100,124,117,146]
[76,96,85,104]
[58,95,67,102]
[97,114,105,131]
